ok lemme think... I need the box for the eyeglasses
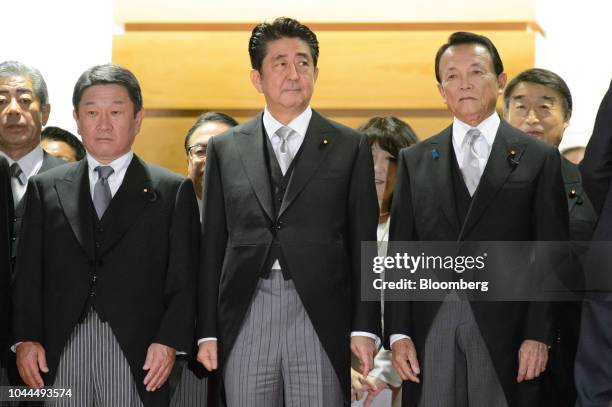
[188,144,207,161]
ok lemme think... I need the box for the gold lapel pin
[323,139,328,145]
[569,189,577,198]
[143,188,149,193]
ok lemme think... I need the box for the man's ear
[41,104,51,126]
[250,69,263,94]
[134,108,144,134]
[313,66,319,83]
[497,72,508,94]
[72,110,82,136]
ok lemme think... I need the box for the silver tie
[275,126,295,175]
[93,166,114,219]
[10,162,26,206]
[461,128,485,196]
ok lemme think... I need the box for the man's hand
[16,342,48,388]
[351,368,366,402]
[197,340,218,371]
[391,338,420,383]
[517,339,548,382]
[143,343,176,391]
[362,377,388,407]
[351,336,377,377]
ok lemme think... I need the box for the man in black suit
[12,64,199,407]
[387,32,568,407]
[0,156,12,389]
[576,79,612,407]
[0,60,65,389]
[504,68,597,407]
[196,17,380,406]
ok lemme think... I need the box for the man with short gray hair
[0,60,64,389]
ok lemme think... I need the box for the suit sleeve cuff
[197,337,218,346]
[390,334,411,346]
[351,331,381,349]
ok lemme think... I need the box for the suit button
[97,226,104,233]
[95,242,101,249]
[11,236,16,242]
[90,290,96,297]
[92,275,97,282]
[12,218,16,223]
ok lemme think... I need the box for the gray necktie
[93,166,114,219]
[461,128,485,196]
[10,163,26,206]
[275,126,295,175]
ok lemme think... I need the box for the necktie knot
[276,126,293,154]
[95,166,114,181]
[10,163,25,186]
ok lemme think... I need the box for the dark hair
[0,61,49,106]
[503,68,573,120]
[358,116,419,157]
[249,17,319,71]
[184,111,239,153]
[72,64,143,116]
[41,126,86,160]
[435,31,504,83]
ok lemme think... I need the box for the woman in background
[351,116,418,407]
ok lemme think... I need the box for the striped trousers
[46,309,143,407]
[419,295,508,407]
[169,358,207,407]
[224,269,343,407]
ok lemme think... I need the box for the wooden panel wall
[113,23,540,175]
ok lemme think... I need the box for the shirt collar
[452,112,500,149]
[0,145,44,178]
[263,106,312,139]
[86,150,134,176]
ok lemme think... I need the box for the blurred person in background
[41,125,86,162]
[351,116,417,407]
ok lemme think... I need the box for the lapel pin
[144,187,157,202]
[568,188,577,198]
[507,149,520,167]
[322,139,328,145]
[431,149,439,160]
[569,189,583,204]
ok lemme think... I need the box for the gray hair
[0,61,49,106]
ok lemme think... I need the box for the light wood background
[113,22,541,174]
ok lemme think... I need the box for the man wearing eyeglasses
[184,112,238,213]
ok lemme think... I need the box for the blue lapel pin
[431,149,440,160]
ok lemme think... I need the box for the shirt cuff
[389,334,411,346]
[350,331,381,349]
[197,337,218,346]
[11,342,22,353]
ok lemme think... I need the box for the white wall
[536,0,612,150]
[0,0,119,136]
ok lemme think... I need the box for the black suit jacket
[10,151,65,270]
[576,79,612,406]
[386,119,569,407]
[0,156,12,367]
[12,156,199,406]
[197,110,380,403]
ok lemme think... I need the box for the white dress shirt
[0,145,44,204]
[390,112,500,347]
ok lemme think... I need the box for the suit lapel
[278,110,335,218]
[459,121,527,240]
[55,160,95,260]
[98,155,151,256]
[427,127,461,236]
[234,114,274,222]
[561,158,581,213]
